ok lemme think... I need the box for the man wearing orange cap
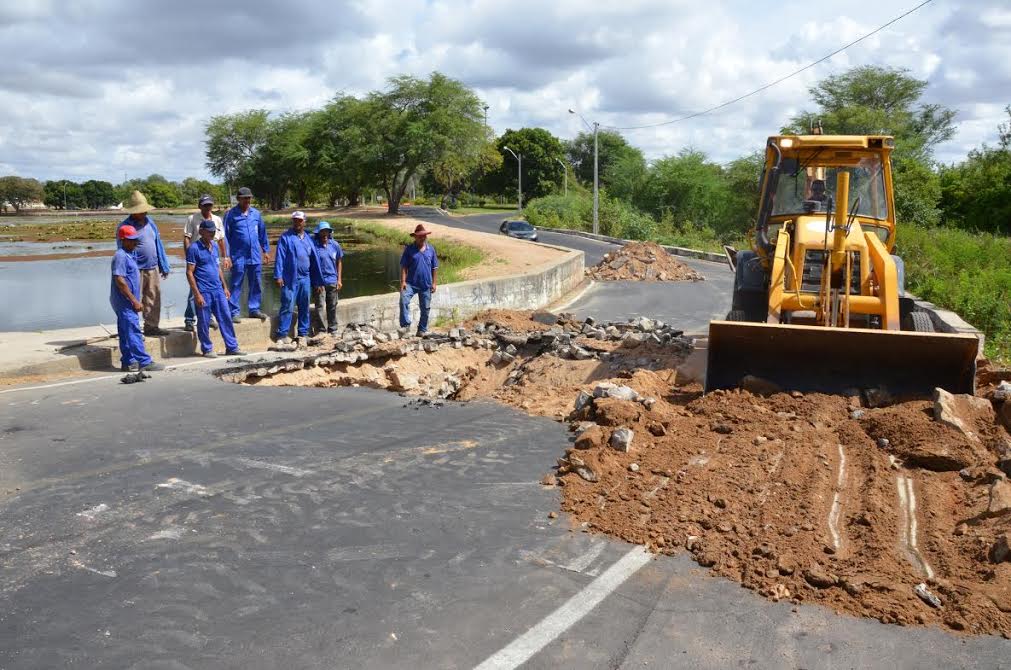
[399,224,439,336]
[111,225,162,372]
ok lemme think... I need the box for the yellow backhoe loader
[705,134,978,395]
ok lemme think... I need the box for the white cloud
[0,0,1006,182]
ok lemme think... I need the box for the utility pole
[555,157,567,196]
[483,104,489,129]
[568,109,600,234]
[63,180,67,211]
[503,146,522,211]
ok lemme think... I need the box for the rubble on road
[586,241,705,282]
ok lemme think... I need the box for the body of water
[0,248,402,331]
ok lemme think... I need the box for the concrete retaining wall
[536,226,728,263]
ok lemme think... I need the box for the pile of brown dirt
[587,242,705,282]
[224,310,1011,637]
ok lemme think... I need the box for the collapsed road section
[218,309,1011,638]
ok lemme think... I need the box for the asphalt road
[1,213,1009,668]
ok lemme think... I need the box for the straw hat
[123,190,154,214]
[410,224,431,237]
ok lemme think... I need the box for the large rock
[610,427,634,453]
[386,369,419,391]
[593,382,640,402]
[803,565,838,589]
[933,388,993,439]
[574,425,607,450]
[1001,401,1011,433]
[991,533,1011,563]
[531,310,558,326]
[574,390,593,412]
[988,479,1011,517]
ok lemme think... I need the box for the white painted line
[233,457,313,477]
[827,444,847,551]
[0,350,271,395]
[474,546,652,670]
[562,539,607,574]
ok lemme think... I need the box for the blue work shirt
[116,217,170,273]
[185,238,224,295]
[110,248,141,313]
[274,229,321,287]
[223,205,269,264]
[313,238,344,286]
[400,242,439,290]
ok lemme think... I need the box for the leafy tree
[720,152,765,235]
[179,177,228,208]
[205,110,272,186]
[638,149,734,236]
[566,130,645,190]
[784,66,957,226]
[429,140,502,208]
[0,176,44,212]
[43,180,85,210]
[939,106,1011,234]
[242,112,316,210]
[80,180,116,209]
[358,73,488,214]
[306,96,375,207]
[482,127,565,204]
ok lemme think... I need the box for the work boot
[203,351,218,358]
[121,362,140,372]
[293,336,303,349]
[232,314,243,323]
[225,348,247,356]
[249,310,268,322]
[210,320,219,330]
[141,362,165,372]
[184,323,194,333]
[277,336,291,345]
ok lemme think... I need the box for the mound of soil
[587,242,705,282]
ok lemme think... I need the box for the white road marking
[827,444,847,551]
[232,457,313,477]
[0,351,270,396]
[474,546,652,670]
[562,539,607,574]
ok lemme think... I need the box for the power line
[604,0,935,131]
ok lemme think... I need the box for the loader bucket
[704,321,979,396]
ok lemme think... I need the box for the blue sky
[0,0,1007,183]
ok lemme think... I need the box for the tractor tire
[904,311,935,333]
[726,310,748,322]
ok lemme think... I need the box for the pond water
[0,247,403,332]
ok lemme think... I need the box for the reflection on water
[0,247,402,331]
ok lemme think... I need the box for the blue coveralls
[399,243,439,334]
[222,205,269,318]
[274,229,321,338]
[185,240,239,354]
[110,249,153,369]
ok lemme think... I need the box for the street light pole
[503,146,522,211]
[568,109,600,235]
[483,104,489,129]
[555,157,567,197]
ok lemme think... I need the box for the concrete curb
[536,227,729,263]
[0,248,585,380]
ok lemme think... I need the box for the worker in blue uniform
[222,186,270,323]
[185,219,246,358]
[399,224,439,336]
[311,221,344,335]
[274,211,321,346]
[110,225,163,372]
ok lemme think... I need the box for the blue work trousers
[185,288,218,327]
[196,289,238,354]
[399,284,432,334]
[277,275,311,338]
[116,307,152,369]
[228,258,263,317]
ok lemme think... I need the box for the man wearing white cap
[274,211,321,346]
[183,194,228,332]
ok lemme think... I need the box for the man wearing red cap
[111,225,162,372]
[399,224,439,335]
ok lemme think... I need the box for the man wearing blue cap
[311,221,344,335]
[185,219,245,358]
[183,194,228,332]
[111,224,163,372]
[274,211,321,346]
[222,186,270,323]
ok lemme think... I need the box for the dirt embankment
[587,241,704,282]
[219,309,1011,638]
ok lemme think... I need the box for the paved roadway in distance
[0,210,1008,668]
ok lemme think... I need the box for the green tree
[483,127,565,204]
[784,66,956,226]
[566,130,645,190]
[358,72,488,214]
[43,180,85,210]
[179,177,228,207]
[0,176,44,212]
[80,180,116,209]
[306,96,374,207]
[429,140,502,208]
[638,149,734,236]
[205,110,272,186]
[939,106,1011,234]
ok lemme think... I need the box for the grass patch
[450,205,519,216]
[265,216,485,285]
[0,219,120,241]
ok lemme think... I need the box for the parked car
[499,219,538,241]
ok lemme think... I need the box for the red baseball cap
[118,225,140,240]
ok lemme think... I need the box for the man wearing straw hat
[399,223,439,336]
[116,190,171,336]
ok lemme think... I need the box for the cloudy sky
[0,0,1008,184]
